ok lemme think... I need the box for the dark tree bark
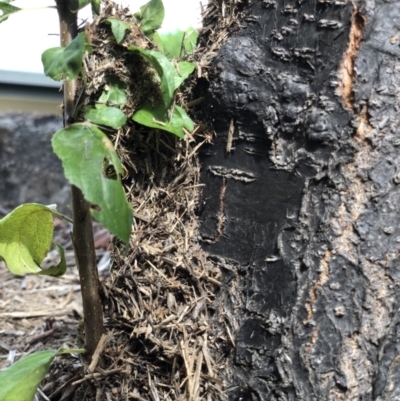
[200,0,400,399]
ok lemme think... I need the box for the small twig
[36,387,51,401]
[226,118,234,153]
[26,329,55,345]
[72,368,122,386]
[51,210,73,224]
[87,332,111,373]
[186,97,205,108]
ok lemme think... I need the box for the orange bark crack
[339,5,366,110]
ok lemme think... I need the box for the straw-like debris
[193,0,249,80]
[40,1,236,400]
[35,0,248,399]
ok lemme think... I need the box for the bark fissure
[217,177,227,240]
[201,0,400,399]
[304,250,331,325]
[338,5,366,111]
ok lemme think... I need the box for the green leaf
[0,1,21,23]
[173,61,196,90]
[42,32,92,81]
[148,31,164,53]
[39,243,67,277]
[91,0,100,14]
[85,104,127,129]
[52,123,132,243]
[134,0,164,34]
[78,0,91,10]
[78,0,91,9]
[173,105,194,132]
[158,28,199,59]
[98,77,127,105]
[0,204,62,276]
[106,18,131,44]
[133,103,193,138]
[41,47,64,81]
[0,351,55,401]
[127,46,175,107]
[0,349,85,401]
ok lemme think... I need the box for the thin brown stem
[55,0,104,357]
[71,186,104,356]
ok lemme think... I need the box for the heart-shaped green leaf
[133,103,193,138]
[0,204,66,276]
[85,104,127,129]
[42,32,92,81]
[134,0,164,34]
[98,77,127,105]
[52,123,132,243]
[0,1,21,24]
[106,18,131,44]
[127,46,175,107]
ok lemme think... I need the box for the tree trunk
[200,0,400,399]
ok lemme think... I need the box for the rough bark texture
[200,0,400,399]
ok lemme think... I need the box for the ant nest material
[60,1,228,400]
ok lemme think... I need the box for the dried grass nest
[45,0,248,400]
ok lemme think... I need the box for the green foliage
[52,123,133,243]
[159,29,199,59]
[147,31,164,53]
[0,349,85,401]
[77,0,91,9]
[126,2,196,136]
[173,61,196,90]
[0,351,55,401]
[85,105,127,129]
[2,0,197,260]
[0,204,66,276]
[127,46,176,107]
[134,0,165,35]
[98,77,127,105]
[75,0,101,13]
[42,32,92,81]
[0,1,20,23]
[132,104,193,138]
[39,243,67,277]
[0,0,200,396]
[91,0,101,15]
[105,18,131,44]
[128,49,195,137]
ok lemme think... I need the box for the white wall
[0,0,205,74]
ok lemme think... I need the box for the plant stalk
[55,0,104,357]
